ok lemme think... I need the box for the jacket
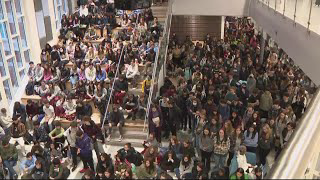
[0,144,18,161]
[136,164,156,179]
[33,125,49,142]
[213,136,230,155]
[10,122,26,138]
[76,133,92,156]
[160,152,180,171]
[108,111,125,125]
[199,134,213,152]
[259,92,273,111]
[0,112,12,129]
[82,120,103,141]
[20,155,37,171]
[179,160,194,177]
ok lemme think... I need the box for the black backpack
[25,82,34,95]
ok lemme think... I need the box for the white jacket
[85,67,96,81]
[0,112,12,129]
[237,153,250,171]
[126,64,139,79]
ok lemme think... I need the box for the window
[14,0,22,16]
[17,17,27,48]
[24,49,30,63]
[0,22,11,56]
[19,68,25,79]
[5,0,17,35]
[62,0,69,15]
[54,0,63,29]
[3,79,12,102]
[7,58,18,90]
[0,1,4,20]
[12,37,22,68]
[0,48,5,76]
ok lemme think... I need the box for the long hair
[181,154,191,167]
[260,123,272,140]
[246,124,257,139]
[144,158,155,174]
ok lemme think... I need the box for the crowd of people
[0,0,162,179]
[0,0,316,179]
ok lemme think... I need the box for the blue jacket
[20,155,37,171]
[96,70,106,81]
[243,130,258,148]
[76,133,92,156]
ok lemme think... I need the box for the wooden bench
[21,94,41,104]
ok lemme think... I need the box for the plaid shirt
[213,136,230,155]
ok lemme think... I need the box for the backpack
[25,82,34,95]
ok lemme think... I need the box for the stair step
[111,130,147,140]
[105,138,144,148]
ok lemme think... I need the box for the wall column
[221,16,225,39]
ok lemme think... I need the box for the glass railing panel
[283,0,296,20]
[309,0,320,34]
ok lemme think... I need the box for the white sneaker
[107,136,111,142]
[118,136,123,142]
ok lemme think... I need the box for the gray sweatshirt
[199,134,213,152]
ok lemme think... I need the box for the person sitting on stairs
[106,104,125,142]
[122,93,139,121]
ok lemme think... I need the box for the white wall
[248,0,320,85]
[172,0,250,16]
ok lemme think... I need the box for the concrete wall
[248,0,320,85]
[172,0,250,16]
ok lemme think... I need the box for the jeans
[259,147,270,166]
[80,153,95,171]
[3,160,17,178]
[201,150,213,171]
[213,153,227,172]
[174,168,192,179]
[70,147,78,166]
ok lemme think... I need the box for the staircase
[151,3,168,25]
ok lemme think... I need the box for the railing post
[307,0,313,34]
[283,0,286,17]
[293,0,298,26]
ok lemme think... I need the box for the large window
[0,0,30,104]
[7,58,18,90]
[5,0,16,35]
[54,0,63,30]
[14,0,22,16]
[17,17,26,48]
[3,79,12,103]
[0,22,11,56]
[0,48,6,76]
[12,37,22,67]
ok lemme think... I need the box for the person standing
[212,129,230,173]
[76,130,95,173]
[199,127,213,171]
[64,121,82,171]
[82,116,105,159]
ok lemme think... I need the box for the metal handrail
[101,9,144,128]
[143,0,173,132]
[101,46,125,128]
[266,88,320,179]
